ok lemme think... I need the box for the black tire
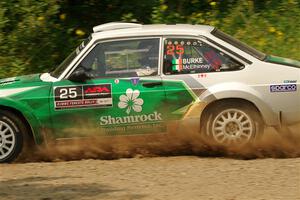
[201,101,264,146]
[0,110,26,163]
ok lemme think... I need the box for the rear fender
[199,82,280,126]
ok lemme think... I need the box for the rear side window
[163,38,244,75]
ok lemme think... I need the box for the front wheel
[0,111,25,163]
[201,102,264,146]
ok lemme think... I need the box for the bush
[0,0,299,78]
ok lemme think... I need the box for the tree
[0,0,299,78]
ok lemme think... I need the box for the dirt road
[0,157,299,200]
[1,125,300,200]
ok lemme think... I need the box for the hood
[265,55,300,68]
[0,74,41,84]
[0,74,42,87]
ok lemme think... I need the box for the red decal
[166,45,175,55]
[176,45,184,55]
[85,87,110,94]
[198,74,207,78]
[166,45,185,55]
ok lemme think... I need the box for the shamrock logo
[118,88,144,114]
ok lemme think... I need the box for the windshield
[51,36,91,78]
[211,29,266,60]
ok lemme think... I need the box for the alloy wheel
[0,121,16,160]
[211,109,254,145]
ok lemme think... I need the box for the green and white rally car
[0,22,299,163]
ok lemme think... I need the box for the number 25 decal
[166,45,184,55]
[58,88,79,99]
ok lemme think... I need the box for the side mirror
[68,69,90,82]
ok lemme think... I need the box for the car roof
[91,22,215,40]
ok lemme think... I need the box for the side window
[163,38,244,75]
[79,38,160,78]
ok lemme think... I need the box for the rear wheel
[0,111,26,163]
[201,101,264,146]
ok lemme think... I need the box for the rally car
[0,22,299,163]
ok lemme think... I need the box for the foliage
[0,0,299,78]
[152,0,300,59]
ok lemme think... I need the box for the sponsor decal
[54,84,112,110]
[84,85,110,97]
[183,64,210,71]
[172,58,210,72]
[283,80,297,83]
[118,88,144,114]
[114,79,119,84]
[100,111,162,125]
[131,78,140,86]
[103,123,166,135]
[270,84,297,93]
[182,58,203,65]
[100,88,163,127]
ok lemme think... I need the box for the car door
[50,37,167,138]
[161,37,245,126]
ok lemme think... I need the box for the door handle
[142,82,163,88]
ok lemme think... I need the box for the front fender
[199,82,280,126]
[0,98,44,144]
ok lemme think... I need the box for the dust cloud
[19,124,300,163]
